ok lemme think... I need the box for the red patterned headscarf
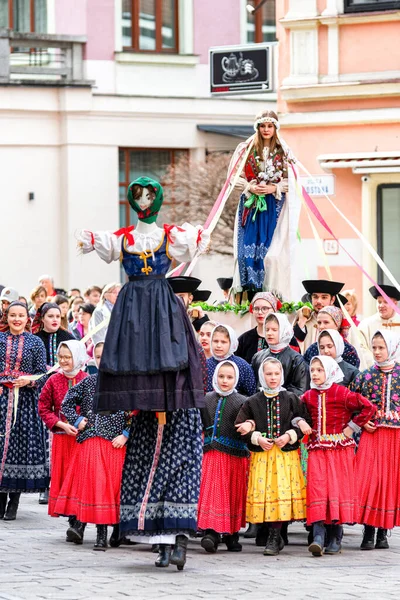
[250,292,282,313]
[318,306,343,330]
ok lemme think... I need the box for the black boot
[201,529,219,553]
[255,523,269,547]
[155,544,172,568]
[170,535,188,570]
[244,523,259,538]
[375,528,389,549]
[67,520,87,544]
[325,525,343,555]
[93,525,108,551]
[308,522,325,556]
[223,532,242,552]
[263,528,282,556]
[360,525,375,550]
[66,516,77,542]
[109,524,137,548]
[0,493,7,519]
[38,489,49,505]
[4,492,21,521]
[280,521,289,545]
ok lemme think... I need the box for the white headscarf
[372,329,400,368]
[210,324,239,361]
[310,355,343,391]
[265,313,293,352]
[57,340,87,377]
[212,360,240,397]
[317,329,345,363]
[258,357,285,396]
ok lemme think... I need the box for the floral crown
[254,116,280,132]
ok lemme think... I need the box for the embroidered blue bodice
[121,233,171,277]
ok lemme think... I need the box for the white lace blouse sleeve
[168,223,211,262]
[228,142,253,193]
[77,230,121,264]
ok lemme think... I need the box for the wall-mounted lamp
[246,0,268,14]
[28,192,35,201]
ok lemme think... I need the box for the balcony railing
[0,30,92,86]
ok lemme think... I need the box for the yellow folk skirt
[246,446,307,523]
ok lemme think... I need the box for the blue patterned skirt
[237,192,285,292]
[120,409,202,537]
[0,387,49,493]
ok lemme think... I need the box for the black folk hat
[369,285,400,301]
[192,289,211,303]
[168,276,201,294]
[217,277,233,291]
[302,280,344,297]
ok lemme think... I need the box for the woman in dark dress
[33,303,74,368]
[0,302,49,520]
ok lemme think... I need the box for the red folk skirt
[306,446,357,526]
[197,449,248,535]
[48,434,77,517]
[356,427,400,529]
[54,437,126,525]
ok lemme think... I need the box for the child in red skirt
[300,355,374,556]
[38,340,88,536]
[198,360,249,553]
[352,330,400,550]
[55,342,130,551]
[235,357,310,556]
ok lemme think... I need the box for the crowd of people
[0,270,400,568]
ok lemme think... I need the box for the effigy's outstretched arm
[77,229,121,264]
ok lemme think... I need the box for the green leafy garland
[191,300,312,316]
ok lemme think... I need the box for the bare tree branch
[162,153,239,256]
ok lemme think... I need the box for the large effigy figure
[77,176,209,570]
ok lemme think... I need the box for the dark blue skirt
[100,278,188,374]
[120,409,202,537]
[94,278,206,412]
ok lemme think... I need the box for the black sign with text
[210,44,274,96]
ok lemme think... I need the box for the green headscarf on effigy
[127,176,164,224]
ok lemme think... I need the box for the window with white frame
[344,0,400,13]
[377,184,400,284]
[122,0,178,52]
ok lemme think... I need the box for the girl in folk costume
[235,357,309,556]
[206,324,257,397]
[352,331,400,551]
[0,302,49,520]
[236,292,300,364]
[55,342,129,551]
[303,306,360,368]
[198,361,249,553]
[229,110,296,294]
[33,303,75,369]
[317,330,360,388]
[38,341,88,527]
[77,177,207,569]
[252,313,307,396]
[299,356,374,556]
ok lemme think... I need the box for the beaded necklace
[49,334,57,367]
[3,334,25,378]
[264,393,280,439]
[257,336,267,353]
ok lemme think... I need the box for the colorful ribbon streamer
[291,163,400,317]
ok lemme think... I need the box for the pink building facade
[276,0,400,315]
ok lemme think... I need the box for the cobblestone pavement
[0,495,398,600]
